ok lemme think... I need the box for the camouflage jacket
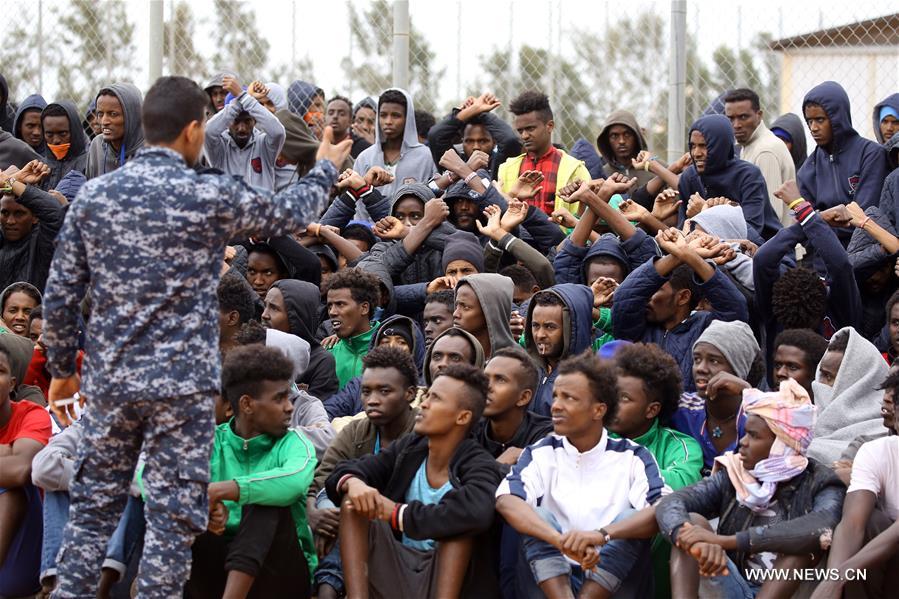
[42,146,336,401]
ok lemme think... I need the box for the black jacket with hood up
[271,279,339,401]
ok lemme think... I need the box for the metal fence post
[392,0,410,90]
[148,0,164,85]
[667,0,687,164]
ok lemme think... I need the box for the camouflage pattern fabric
[41,146,337,596]
[42,146,337,400]
[53,394,213,598]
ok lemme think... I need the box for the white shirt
[848,435,899,520]
[496,430,671,535]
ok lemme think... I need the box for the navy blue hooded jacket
[872,93,899,145]
[322,314,426,420]
[525,284,595,416]
[797,81,888,213]
[553,230,658,286]
[753,210,861,378]
[678,115,782,244]
[612,258,749,391]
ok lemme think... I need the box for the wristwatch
[597,528,612,544]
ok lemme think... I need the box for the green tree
[573,13,669,152]
[1,21,46,103]
[211,0,270,82]
[471,44,592,151]
[710,32,780,117]
[56,0,136,109]
[341,0,445,113]
[164,1,206,81]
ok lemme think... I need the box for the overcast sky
[116,0,893,110]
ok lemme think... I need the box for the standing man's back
[41,76,352,598]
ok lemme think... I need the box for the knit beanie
[442,231,485,274]
[377,319,414,350]
[693,320,759,380]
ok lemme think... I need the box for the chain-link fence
[3,0,897,159]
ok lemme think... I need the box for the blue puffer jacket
[553,229,659,286]
[612,258,749,391]
[525,284,595,416]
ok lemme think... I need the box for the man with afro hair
[608,342,703,599]
[497,90,591,217]
[755,181,863,361]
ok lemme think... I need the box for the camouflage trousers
[53,393,215,599]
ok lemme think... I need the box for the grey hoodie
[422,327,486,386]
[457,273,515,358]
[204,92,286,190]
[808,327,890,464]
[266,328,335,460]
[352,88,437,210]
[85,82,145,179]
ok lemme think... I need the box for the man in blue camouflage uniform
[41,76,351,598]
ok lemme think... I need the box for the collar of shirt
[524,145,559,166]
[560,428,608,459]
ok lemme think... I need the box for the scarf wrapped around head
[713,379,816,513]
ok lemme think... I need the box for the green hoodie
[328,321,379,389]
[210,420,318,573]
[611,419,702,599]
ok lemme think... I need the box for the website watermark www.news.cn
[745,568,867,582]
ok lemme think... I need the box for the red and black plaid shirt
[520,146,562,216]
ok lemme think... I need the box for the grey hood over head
[808,327,890,464]
[457,273,515,356]
[596,109,649,167]
[266,328,311,381]
[204,69,241,91]
[372,87,421,151]
[85,82,144,178]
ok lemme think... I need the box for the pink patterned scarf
[713,379,817,513]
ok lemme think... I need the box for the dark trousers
[185,505,310,599]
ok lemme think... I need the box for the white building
[770,13,899,143]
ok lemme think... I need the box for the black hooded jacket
[41,101,90,189]
[271,279,339,400]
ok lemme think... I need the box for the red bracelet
[860,216,871,229]
[390,503,401,530]
[464,171,478,185]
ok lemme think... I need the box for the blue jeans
[518,507,653,598]
[40,492,146,588]
[699,557,760,599]
[40,490,70,582]
[103,495,147,582]
[312,490,344,593]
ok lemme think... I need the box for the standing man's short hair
[509,91,553,122]
[723,88,761,112]
[142,76,209,144]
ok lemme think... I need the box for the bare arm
[495,495,561,547]
[827,490,876,568]
[0,438,44,487]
